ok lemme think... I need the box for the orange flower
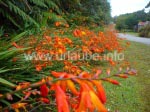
[38,97,50,104]
[40,84,49,97]
[51,71,67,78]
[11,103,27,111]
[81,31,86,36]
[65,24,69,28]
[15,82,30,90]
[0,94,3,97]
[44,36,51,42]
[105,78,120,85]
[81,71,92,78]
[89,90,107,112]
[109,60,116,66]
[55,21,61,27]
[115,74,128,78]
[82,46,91,53]
[73,29,81,37]
[108,59,116,66]
[23,92,31,100]
[63,38,72,45]
[76,83,107,112]
[35,65,42,71]
[12,42,21,48]
[54,84,70,112]
[12,57,18,62]
[60,80,67,91]
[51,71,76,78]
[66,80,79,96]
[76,83,93,112]
[92,80,106,104]
[126,42,130,46]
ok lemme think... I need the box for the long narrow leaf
[11,31,28,42]
[0,68,21,74]
[0,77,16,87]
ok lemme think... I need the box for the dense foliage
[0,0,111,34]
[114,10,150,30]
[139,25,150,38]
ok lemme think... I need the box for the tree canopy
[114,10,150,30]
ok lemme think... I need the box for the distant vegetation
[114,6,150,38]
[114,10,150,31]
[113,2,150,37]
[114,1,150,34]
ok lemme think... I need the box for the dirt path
[118,33,150,45]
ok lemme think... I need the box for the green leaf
[0,47,31,60]
[0,99,11,106]
[0,68,20,74]
[80,66,90,72]
[0,77,16,87]
[11,31,28,42]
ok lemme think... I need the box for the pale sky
[110,0,150,17]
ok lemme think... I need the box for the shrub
[139,25,150,38]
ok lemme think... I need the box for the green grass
[125,32,139,36]
[104,41,150,112]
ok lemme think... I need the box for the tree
[145,1,150,8]
[80,0,111,24]
[114,10,150,30]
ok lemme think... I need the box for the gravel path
[118,33,150,45]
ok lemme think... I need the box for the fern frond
[0,8,21,29]
[43,0,61,14]
[44,12,66,22]
[0,0,8,7]
[6,1,39,27]
[28,0,48,8]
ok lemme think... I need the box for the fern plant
[0,26,4,37]
[0,0,63,32]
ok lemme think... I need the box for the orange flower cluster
[50,71,107,112]
[20,33,73,71]
[73,28,123,54]
[37,68,136,112]
[6,68,137,112]
[12,27,125,73]
[8,26,135,112]
[63,61,81,74]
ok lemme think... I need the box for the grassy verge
[124,32,139,36]
[104,41,150,112]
